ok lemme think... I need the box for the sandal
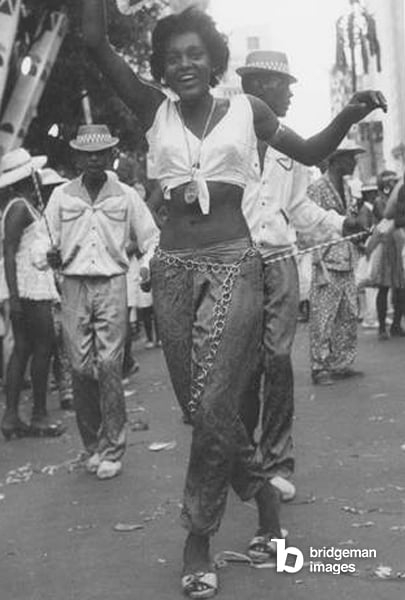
[248,528,288,563]
[1,417,31,441]
[181,571,218,599]
[29,419,66,437]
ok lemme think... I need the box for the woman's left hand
[140,266,151,292]
[345,90,387,123]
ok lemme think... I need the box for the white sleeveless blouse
[0,197,59,302]
[146,94,257,214]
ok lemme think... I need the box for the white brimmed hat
[69,124,119,152]
[329,138,366,158]
[361,181,378,193]
[38,168,68,187]
[0,148,47,189]
[236,50,297,83]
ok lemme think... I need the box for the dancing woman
[82,2,386,597]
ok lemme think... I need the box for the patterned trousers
[240,255,299,480]
[61,275,127,461]
[151,239,266,536]
[310,267,357,374]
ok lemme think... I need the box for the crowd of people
[0,2,398,598]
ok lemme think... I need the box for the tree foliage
[18,0,167,170]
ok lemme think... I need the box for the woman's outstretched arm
[249,90,387,166]
[82,0,165,131]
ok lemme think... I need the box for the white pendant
[184,180,199,205]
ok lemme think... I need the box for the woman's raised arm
[82,0,165,131]
[249,90,387,166]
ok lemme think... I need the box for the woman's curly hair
[150,7,229,88]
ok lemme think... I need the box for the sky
[209,0,351,134]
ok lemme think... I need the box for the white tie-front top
[146,94,258,215]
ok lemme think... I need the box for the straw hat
[236,50,297,83]
[69,124,119,152]
[0,148,47,189]
[361,180,378,193]
[329,138,365,158]
[38,168,68,187]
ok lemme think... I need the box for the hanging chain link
[155,246,257,414]
[155,231,369,414]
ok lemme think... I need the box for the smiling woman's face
[164,31,212,101]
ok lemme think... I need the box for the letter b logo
[271,539,304,573]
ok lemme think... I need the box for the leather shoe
[331,369,364,380]
[390,326,405,337]
[311,371,334,386]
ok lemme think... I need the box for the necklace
[177,96,217,205]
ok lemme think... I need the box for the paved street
[0,324,404,600]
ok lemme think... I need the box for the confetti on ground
[372,566,405,580]
[113,523,144,532]
[41,465,60,476]
[130,419,149,431]
[342,506,365,515]
[5,464,33,485]
[148,441,177,452]
[292,495,316,505]
[339,539,356,545]
[68,524,95,532]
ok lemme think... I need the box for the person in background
[45,124,159,480]
[0,149,65,440]
[308,140,366,386]
[38,167,74,410]
[115,154,143,378]
[381,172,405,336]
[136,253,160,349]
[357,182,379,330]
[238,50,367,502]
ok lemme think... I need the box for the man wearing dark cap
[45,124,159,479]
[308,139,366,384]
[237,51,365,501]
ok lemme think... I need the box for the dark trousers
[240,256,298,480]
[151,240,266,535]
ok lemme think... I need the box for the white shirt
[242,146,345,260]
[146,95,257,215]
[44,173,159,277]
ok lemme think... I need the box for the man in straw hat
[307,138,366,386]
[0,148,65,440]
[237,51,367,501]
[45,124,159,480]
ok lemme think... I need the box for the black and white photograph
[0,0,403,598]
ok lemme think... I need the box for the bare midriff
[159,181,250,250]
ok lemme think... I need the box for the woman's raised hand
[345,90,388,123]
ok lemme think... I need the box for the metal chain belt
[155,231,368,415]
[154,246,257,275]
[155,246,257,415]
